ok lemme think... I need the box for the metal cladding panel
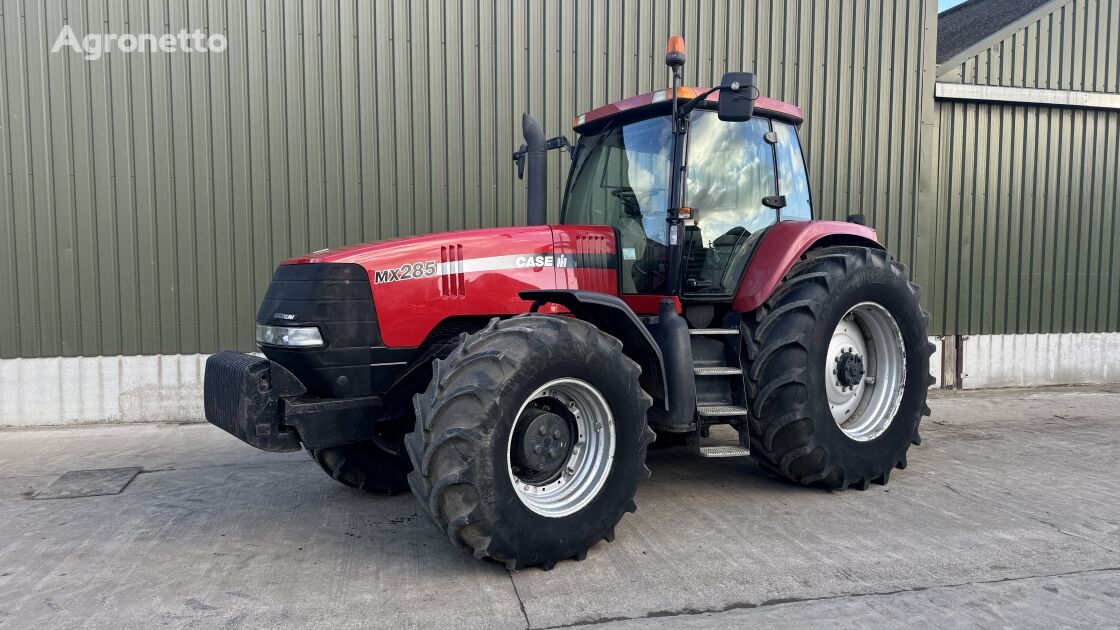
[933,101,1120,335]
[0,0,938,358]
[933,0,1120,335]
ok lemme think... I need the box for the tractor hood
[281,225,618,347]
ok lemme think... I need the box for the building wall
[0,0,939,359]
[932,0,1120,335]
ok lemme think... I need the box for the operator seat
[616,210,648,294]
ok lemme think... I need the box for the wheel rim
[825,302,907,442]
[507,378,616,518]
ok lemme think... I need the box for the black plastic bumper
[203,351,384,452]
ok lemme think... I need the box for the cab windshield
[562,110,811,296]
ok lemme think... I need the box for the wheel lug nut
[553,430,562,439]
[538,426,547,435]
[534,444,542,454]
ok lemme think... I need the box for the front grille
[257,263,380,346]
[256,262,382,398]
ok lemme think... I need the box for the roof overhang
[573,87,804,133]
[935,82,1120,111]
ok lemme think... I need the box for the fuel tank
[283,225,619,347]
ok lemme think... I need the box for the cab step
[696,404,749,417]
[689,328,740,335]
[697,444,752,458]
[694,366,743,376]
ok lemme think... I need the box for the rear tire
[405,315,654,570]
[742,246,934,490]
[308,438,412,495]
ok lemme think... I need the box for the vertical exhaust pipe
[521,113,547,226]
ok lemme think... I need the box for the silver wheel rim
[825,302,907,442]
[507,378,616,518]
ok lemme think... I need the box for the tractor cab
[562,89,812,298]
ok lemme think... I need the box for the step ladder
[689,327,751,458]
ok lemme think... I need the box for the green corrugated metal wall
[933,0,1120,335]
[1,0,941,358]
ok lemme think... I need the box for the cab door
[680,113,812,300]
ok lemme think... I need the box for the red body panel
[619,295,681,315]
[284,225,619,348]
[732,221,880,313]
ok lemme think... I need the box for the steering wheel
[610,187,642,214]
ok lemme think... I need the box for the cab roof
[573,87,804,133]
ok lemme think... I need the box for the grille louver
[440,244,465,297]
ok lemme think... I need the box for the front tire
[743,246,934,490]
[308,436,412,495]
[404,316,654,570]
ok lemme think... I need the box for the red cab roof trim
[573,87,804,130]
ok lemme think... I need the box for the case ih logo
[514,254,570,268]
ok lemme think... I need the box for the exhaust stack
[520,113,547,226]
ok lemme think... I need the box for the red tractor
[204,36,932,570]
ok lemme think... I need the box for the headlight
[255,324,325,347]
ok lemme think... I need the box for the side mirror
[512,143,528,179]
[717,72,757,122]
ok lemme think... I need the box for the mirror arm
[675,86,722,122]
[544,135,575,161]
[512,135,573,180]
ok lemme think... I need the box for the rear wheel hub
[836,351,866,387]
[513,407,573,478]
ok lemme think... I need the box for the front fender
[732,220,882,313]
[519,290,669,410]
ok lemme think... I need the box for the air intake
[440,244,465,297]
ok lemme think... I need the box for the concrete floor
[1,387,1118,629]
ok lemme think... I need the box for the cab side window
[773,122,812,221]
